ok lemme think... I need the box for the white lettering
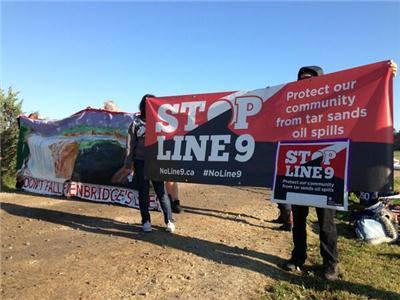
[156,104,179,133]
[180,101,206,131]
[234,97,262,129]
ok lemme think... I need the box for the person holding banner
[122,94,175,233]
[147,94,183,213]
[283,65,340,280]
[283,61,397,280]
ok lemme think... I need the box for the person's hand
[389,60,397,77]
[111,167,131,183]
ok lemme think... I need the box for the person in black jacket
[284,61,398,280]
[283,66,339,280]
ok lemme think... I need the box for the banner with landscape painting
[16,108,159,209]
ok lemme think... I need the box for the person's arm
[124,122,136,170]
[389,60,397,77]
[111,122,136,183]
[111,167,131,183]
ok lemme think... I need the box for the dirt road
[1,184,291,299]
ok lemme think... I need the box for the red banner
[145,61,394,190]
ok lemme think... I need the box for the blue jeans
[133,159,173,224]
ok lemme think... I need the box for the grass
[1,175,16,192]
[264,212,400,300]
[264,159,400,300]
[395,177,400,192]
[394,150,400,161]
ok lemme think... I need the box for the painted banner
[17,108,159,209]
[272,140,350,210]
[17,108,134,184]
[22,176,64,196]
[65,181,160,210]
[146,61,394,191]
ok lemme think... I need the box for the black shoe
[282,259,302,272]
[271,217,284,224]
[278,224,292,232]
[323,264,339,280]
[171,200,183,214]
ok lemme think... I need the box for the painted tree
[0,87,23,189]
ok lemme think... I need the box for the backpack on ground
[352,201,399,245]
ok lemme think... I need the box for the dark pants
[134,159,173,225]
[291,205,338,267]
[278,203,292,225]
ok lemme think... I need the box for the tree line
[395,129,400,151]
[1,87,22,190]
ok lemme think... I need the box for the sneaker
[165,221,175,233]
[171,200,183,214]
[323,264,339,281]
[282,259,302,272]
[142,221,152,232]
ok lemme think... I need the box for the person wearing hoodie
[283,65,339,280]
[283,61,397,280]
[122,94,175,233]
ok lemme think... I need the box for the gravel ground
[1,184,292,300]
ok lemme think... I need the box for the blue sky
[2,1,400,128]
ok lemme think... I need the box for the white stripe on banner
[286,192,327,207]
[22,176,160,211]
[22,176,64,196]
[66,181,160,210]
